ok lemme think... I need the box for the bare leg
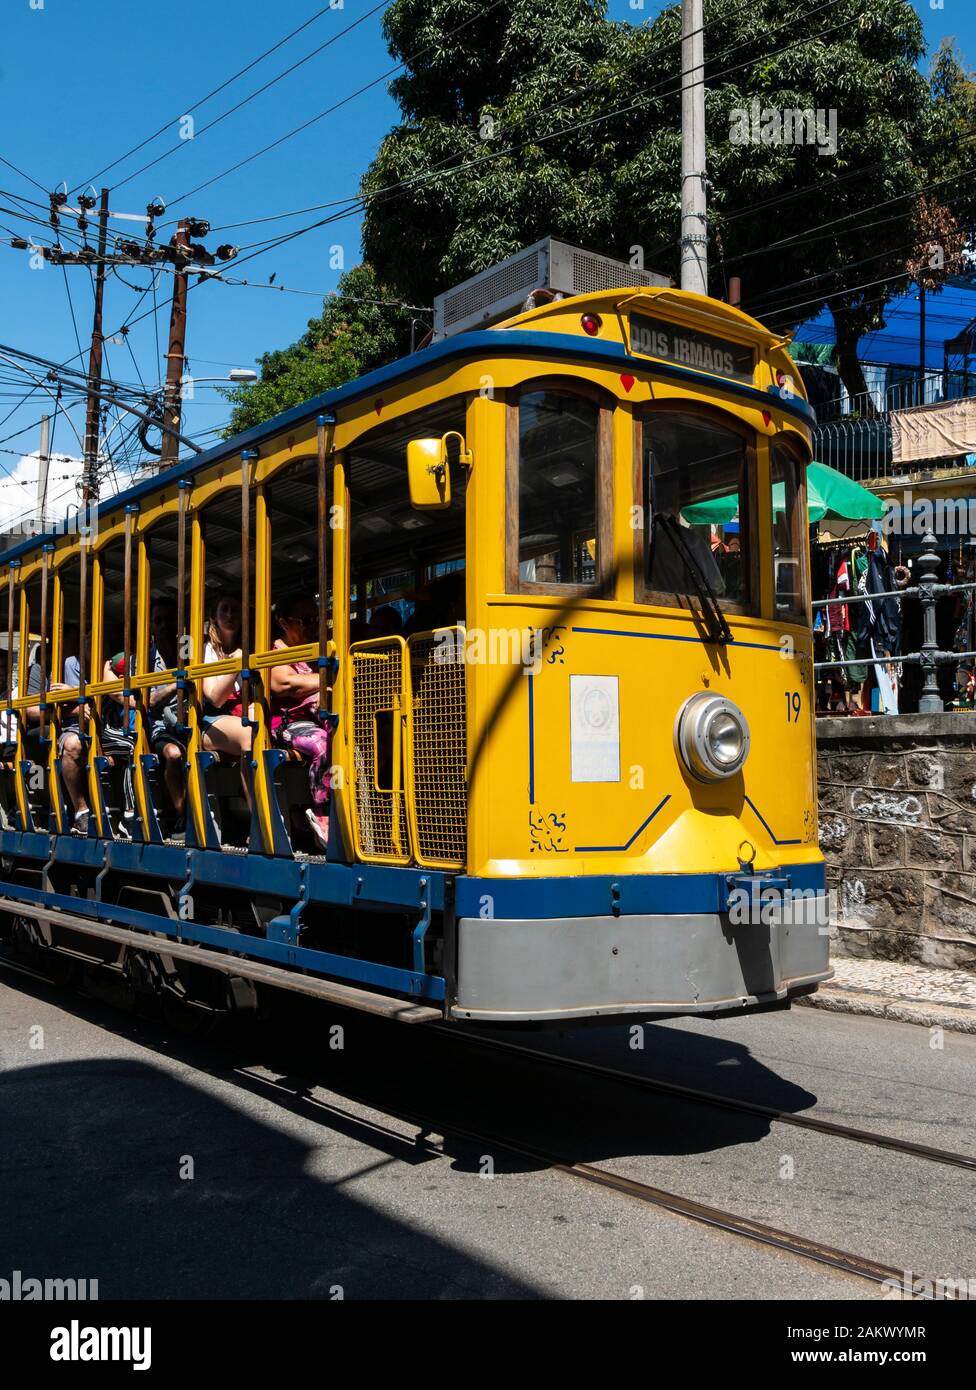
[161,742,186,816]
[202,716,252,808]
[59,731,89,816]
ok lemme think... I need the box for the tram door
[345,400,469,870]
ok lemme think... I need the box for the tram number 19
[785,691,801,723]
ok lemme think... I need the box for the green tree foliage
[224,264,416,435]
[361,0,976,401]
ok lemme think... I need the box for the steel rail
[438,1030,976,1172]
[234,1065,935,1297]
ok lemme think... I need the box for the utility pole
[11,197,239,479]
[918,283,927,405]
[680,0,708,296]
[81,187,110,502]
[159,219,190,467]
[36,414,50,529]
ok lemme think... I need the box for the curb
[797,985,976,1035]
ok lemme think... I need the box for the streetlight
[186,370,257,384]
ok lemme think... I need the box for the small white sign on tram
[570,675,620,783]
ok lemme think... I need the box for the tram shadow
[215,999,821,1174]
[0,980,544,1300]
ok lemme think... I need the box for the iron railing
[813,531,975,714]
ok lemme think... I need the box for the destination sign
[629,313,755,384]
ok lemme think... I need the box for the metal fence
[813,532,975,715]
[812,371,976,482]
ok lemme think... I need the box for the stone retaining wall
[817,714,976,972]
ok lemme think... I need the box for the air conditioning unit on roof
[432,237,671,341]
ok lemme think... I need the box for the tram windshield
[643,410,751,609]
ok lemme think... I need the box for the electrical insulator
[215,244,239,262]
[186,218,210,238]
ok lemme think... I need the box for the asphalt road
[1,965,973,1300]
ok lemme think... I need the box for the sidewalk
[798,956,976,1034]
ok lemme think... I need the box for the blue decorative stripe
[0,875,445,1001]
[0,825,822,922]
[744,795,802,846]
[573,626,784,653]
[455,861,824,918]
[576,794,671,852]
[0,329,814,564]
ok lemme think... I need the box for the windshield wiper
[651,512,733,645]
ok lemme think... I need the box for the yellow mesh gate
[406,628,467,869]
[348,637,410,864]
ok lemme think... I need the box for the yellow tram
[0,243,829,1024]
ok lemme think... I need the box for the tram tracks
[234,1062,931,1297]
[440,1029,976,1173]
[0,950,965,1297]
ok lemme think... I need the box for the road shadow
[0,978,548,1299]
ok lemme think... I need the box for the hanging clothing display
[814,534,903,709]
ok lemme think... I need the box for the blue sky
[0,1,970,513]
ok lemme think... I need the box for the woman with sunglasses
[268,594,335,852]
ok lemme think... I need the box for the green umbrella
[681,460,886,525]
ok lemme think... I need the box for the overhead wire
[112,0,390,196]
[73,1,361,192]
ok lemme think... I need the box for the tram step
[0,898,442,1024]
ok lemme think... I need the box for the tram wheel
[160,987,214,1037]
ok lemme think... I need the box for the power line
[72,2,354,193]
[0,155,49,196]
[175,0,833,229]
[113,0,389,196]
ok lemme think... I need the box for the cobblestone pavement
[798,955,976,1033]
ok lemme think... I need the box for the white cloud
[0,449,83,536]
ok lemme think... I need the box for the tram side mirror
[406,431,473,511]
[407,438,451,510]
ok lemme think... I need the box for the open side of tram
[0,255,830,1025]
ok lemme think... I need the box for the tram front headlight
[676,693,750,782]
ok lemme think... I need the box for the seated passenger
[146,597,188,840]
[369,605,402,638]
[200,592,252,764]
[100,651,137,838]
[405,571,465,635]
[51,632,90,834]
[268,593,335,853]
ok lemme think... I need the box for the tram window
[642,410,752,610]
[515,390,599,589]
[771,442,807,620]
[98,538,128,669]
[55,554,87,685]
[351,397,468,636]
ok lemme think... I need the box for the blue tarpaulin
[791,275,976,373]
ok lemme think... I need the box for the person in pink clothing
[268,594,335,852]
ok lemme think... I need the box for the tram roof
[1,289,815,567]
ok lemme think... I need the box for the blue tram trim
[0,826,824,922]
[0,874,445,1002]
[0,827,824,1002]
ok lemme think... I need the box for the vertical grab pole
[5,562,15,709]
[176,480,188,725]
[316,414,334,712]
[240,450,256,719]
[123,506,135,746]
[38,546,52,745]
[5,561,24,828]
